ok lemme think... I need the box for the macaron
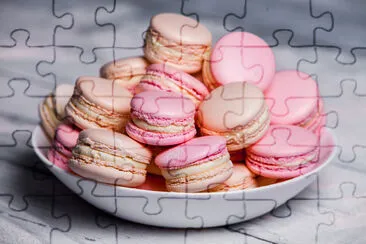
[265,70,325,134]
[246,125,320,179]
[39,84,74,139]
[65,76,133,132]
[69,128,152,187]
[47,123,80,170]
[100,56,150,93]
[208,164,258,192]
[155,136,233,192]
[197,82,270,151]
[135,63,209,107]
[229,149,246,163]
[202,32,275,91]
[126,91,196,146]
[144,13,212,73]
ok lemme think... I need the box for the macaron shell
[155,136,227,168]
[166,160,233,192]
[139,63,209,100]
[265,70,319,125]
[39,96,60,139]
[54,84,74,117]
[198,82,265,132]
[47,148,69,171]
[131,91,195,120]
[75,76,132,114]
[209,32,275,91]
[150,13,211,45]
[79,128,152,163]
[248,125,319,157]
[68,160,146,187]
[55,123,80,149]
[126,121,196,146]
[247,159,319,179]
[100,56,149,79]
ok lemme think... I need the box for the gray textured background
[1,0,366,243]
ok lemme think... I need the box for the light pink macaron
[65,76,133,132]
[208,163,258,192]
[100,56,150,93]
[144,13,212,73]
[136,174,167,192]
[135,63,209,107]
[246,125,320,179]
[197,82,270,151]
[265,70,325,134]
[69,128,152,187]
[126,91,196,146]
[155,136,233,192]
[47,123,80,170]
[202,32,275,91]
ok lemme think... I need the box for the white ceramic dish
[32,125,336,228]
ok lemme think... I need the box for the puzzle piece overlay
[1,0,366,243]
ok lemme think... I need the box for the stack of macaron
[39,12,324,193]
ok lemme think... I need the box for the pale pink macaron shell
[209,32,275,91]
[265,70,319,125]
[198,82,266,132]
[100,56,149,79]
[155,136,227,169]
[247,125,319,179]
[130,90,196,121]
[136,63,209,103]
[150,13,211,46]
[54,84,74,118]
[79,128,152,162]
[75,76,133,114]
[54,123,80,157]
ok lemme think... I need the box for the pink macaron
[100,56,150,93]
[69,128,152,187]
[47,123,80,170]
[155,136,233,192]
[136,174,167,192]
[126,91,196,146]
[197,82,270,151]
[202,31,275,91]
[208,163,258,192]
[135,63,209,107]
[246,125,320,179]
[265,70,325,134]
[144,13,212,74]
[65,76,133,132]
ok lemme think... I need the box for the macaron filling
[70,138,149,174]
[139,69,205,103]
[199,103,270,149]
[145,28,209,66]
[201,60,217,91]
[246,148,319,171]
[67,93,129,130]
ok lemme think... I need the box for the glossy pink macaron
[135,63,209,107]
[202,32,275,91]
[126,91,196,146]
[47,123,80,170]
[265,70,325,134]
[246,125,320,179]
[155,136,233,192]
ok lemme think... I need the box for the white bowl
[32,125,336,228]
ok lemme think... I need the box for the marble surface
[0,0,365,243]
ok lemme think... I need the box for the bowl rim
[32,125,337,197]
